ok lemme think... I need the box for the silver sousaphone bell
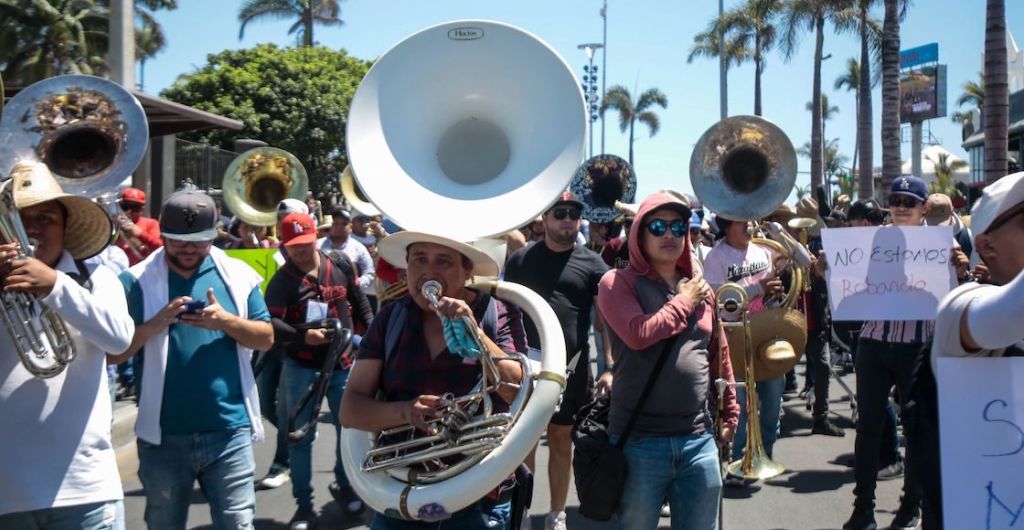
[569,154,636,224]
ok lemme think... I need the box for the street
[121,360,906,530]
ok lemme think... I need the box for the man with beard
[112,191,274,530]
[503,191,611,530]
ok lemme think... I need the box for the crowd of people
[1,155,1022,530]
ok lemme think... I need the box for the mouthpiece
[421,280,443,301]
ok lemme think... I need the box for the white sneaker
[544,511,567,530]
[258,465,290,489]
[660,503,671,517]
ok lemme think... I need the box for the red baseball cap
[280,213,318,246]
[121,187,146,204]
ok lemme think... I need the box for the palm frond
[637,111,660,136]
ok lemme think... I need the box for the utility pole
[600,0,608,155]
[108,0,135,89]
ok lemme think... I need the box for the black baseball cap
[159,191,218,241]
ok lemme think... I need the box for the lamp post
[579,43,604,159]
[600,0,608,155]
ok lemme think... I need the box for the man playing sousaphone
[0,162,135,528]
[340,231,526,530]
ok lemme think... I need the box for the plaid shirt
[356,291,524,403]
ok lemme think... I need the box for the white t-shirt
[0,253,134,515]
[931,282,1024,372]
[703,240,776,315]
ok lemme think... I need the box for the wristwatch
[604,363,615,373]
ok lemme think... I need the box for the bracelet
[604,363,615,373]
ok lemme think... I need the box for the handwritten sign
[821,226,956,321]
[224,248,281,292]
[937,358,1024,530]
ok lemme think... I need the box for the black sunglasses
[551,208,581,221]
[646,218,687,238]
[888,195,922,209]
[120,202,143,211]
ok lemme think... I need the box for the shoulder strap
[384,302,408,365]
[481,294,498,339]
[69,259,94,291]
[615,335,677,448]
[325,250,356,277]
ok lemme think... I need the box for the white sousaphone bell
[340,19,585,521]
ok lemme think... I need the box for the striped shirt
[860,319,935,344]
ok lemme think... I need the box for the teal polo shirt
[120,256,271,434]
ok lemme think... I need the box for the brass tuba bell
[222,147,309,227]
[569,154,636,223]
[0,75,149,197]
[339,165,380,217]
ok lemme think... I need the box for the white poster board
[821,226,956,321]
[937,357,1024,530]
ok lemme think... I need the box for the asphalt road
[122,360,908,530]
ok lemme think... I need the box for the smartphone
[182,300,207,315]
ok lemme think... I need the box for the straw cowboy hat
[796,197,826,236]
[377,231,500,279]
[7,162,112,260]
[724,307,806,382]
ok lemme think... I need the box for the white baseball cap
[277,198,309,219]
[971,172,1024,237]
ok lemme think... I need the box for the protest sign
[822,226,956,321]
[225,248,280,291]
[937,357,1024,530]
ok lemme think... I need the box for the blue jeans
[281,358,350,511]
[370,501,511,530]
[136,428,256,530]
[731,375,785,461]
[256,350,289,469]
[0,500,123,530]
[610,433,721,530]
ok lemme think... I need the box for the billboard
[900,64,947,123]
[900,43,939,69]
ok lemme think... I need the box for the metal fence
[174,138,237,192]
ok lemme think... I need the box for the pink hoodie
[597,191,739,430]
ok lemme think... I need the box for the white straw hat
[377,231,500,278]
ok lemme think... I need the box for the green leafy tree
[715,0,785,116]
[0,0,109,83]
[161,44,372,195]
[927,152,968,196]
[799,137,851,195]
[238,0,344,47]
[599,85,668,167]
[951,73,984,125]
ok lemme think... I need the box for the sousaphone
[222,147,309,227]
[569,154,636,224]
[0,75,149,195]
[341,19,584,521]
[340,165,381,217]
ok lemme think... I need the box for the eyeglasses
[551,208,581,221]
[120,202,143,212]
[166,239,213,249]
[646,218,687,238]
[888,196,922,209]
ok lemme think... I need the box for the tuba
[691,115,806,480]
[569,154,636,224]
[222,147,309,227]
[340,165,381,217]
[0,75,149,378]
[340,19,584,521]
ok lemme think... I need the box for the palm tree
[983,0,1008,184]
[795,184,811,200]
[780,0,857,191]
[716,0,785,116]
[238,0,344,47]
[688,15,752,115]
[806,93,839,138]
[951,74,984,125]
[880,0,908,186]
[135,19,165,91]
[852,0,882,199]
[799,137,850,194]
[927,152,968,196]
[600,85,668,167]
[0,0,109,83]
[835,58,861,175]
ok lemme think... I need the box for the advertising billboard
[900,64,947,123]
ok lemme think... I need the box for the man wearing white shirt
[317,207,376,312]
[0,163,135,530]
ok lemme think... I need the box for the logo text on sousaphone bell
[448,27,484,41]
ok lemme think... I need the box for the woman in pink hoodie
[597,191,739,530]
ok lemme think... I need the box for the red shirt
[117,216,163,266]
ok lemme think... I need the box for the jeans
[0,500,122,530]
[280,358,350,511]
[731,375,785,460]
[906,345,943,530]
[611,432,721,530]
[880,400,901,467]
[370,501,511,530]
[136,428,256,530]
[256,350,289,469]
[804,331,831,419]
[852,338,924,511]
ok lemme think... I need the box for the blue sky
[142,0,1023,203]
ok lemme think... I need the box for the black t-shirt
[503,241,608,358]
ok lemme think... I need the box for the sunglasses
[120,202,143,212]
[646,218,687,238]
[551,208,581,221]
[888,196,922,209]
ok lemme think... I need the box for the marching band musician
[264,212,373,529]
[596,191,739,529]
[116,187,163,266]
[112,190,273,530]
[702,214,786,478]
[340,231,526,530]
[0,163,135,530]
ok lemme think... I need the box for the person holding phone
[112,190,273,530]
[264,213,373,529]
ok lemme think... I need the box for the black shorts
[550,355,593,426]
